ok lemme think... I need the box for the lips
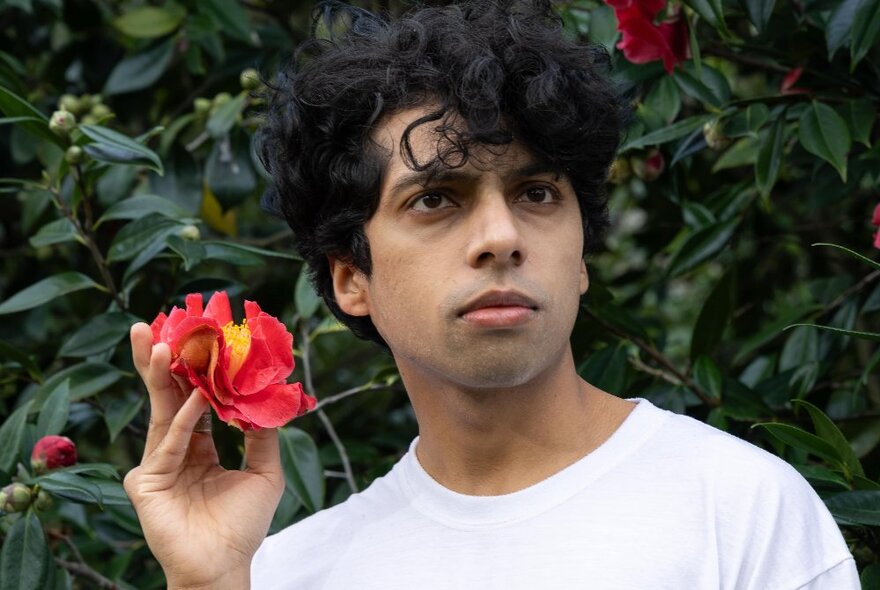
[457,290,539,328]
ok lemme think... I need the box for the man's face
[333,106,588,390]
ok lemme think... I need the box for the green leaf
[792,399,864,478]
[35,471,103,506]
[35,379,70,437]
[31,363,125,412]
[755,114,785,197]
[0,341,42,381]
[794,464,850,490]
[103,40,174,96]
[842,98,875,147]
[0,402,31,472]
[824,490,880,526]
[812,242,880,271]
[55,462,120,480]
[202,240,301,262]
[621,115,712,152]
[752,422,843,466]
[28,218,82,248]
[666,218,738,278]
[107,214,181,263]
[0,511,49,590]
[852,0,880,67]
[94,194,192,229]
[278,427,325,513]
[295,265,321,319]
[167,234,207,271]
[59,312,141,357]
[80,124,163,175]
[798,101,850,182]
[91,480,131,506]
[826,0,861,59]
[102,392,144,443]
[206,92,247,139]
[205,133,257,210]
[643,77,680,124]
[712,136,759,172]
[690,268,735,360]
[201,0,254,43]
[692,356,722,401]
[0,85,64,148]
[744,0,776,33]
[862,563,880,587]
[724,103,769,138]
[577,342,630,394]
[0,272,101,315]
[786,322,880,343]
[673,65,730,108]
[779,325,819,370]
[682,0,728,35]
[113,5,187,39]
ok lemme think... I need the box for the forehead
[371,105,542,189]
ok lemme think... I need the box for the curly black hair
[259,0,629,349]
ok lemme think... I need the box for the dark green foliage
[0,0,878,586]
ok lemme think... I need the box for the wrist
[167,568,250,590]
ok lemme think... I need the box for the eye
[410,191,455,212]
[518,185,558,204]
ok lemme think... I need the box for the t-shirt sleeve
[795,557,859,589]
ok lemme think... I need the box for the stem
[55,558,119,589]
[299,323,359,493]
[313,383,393,411]
[47,184,126,310]
[584,308,716,406]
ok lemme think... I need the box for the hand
[123,323,285,590]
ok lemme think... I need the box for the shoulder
[251,457,408,589]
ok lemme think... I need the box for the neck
[398,346,635,496]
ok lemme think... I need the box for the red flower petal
[872,203,880,227]
[204,291,233,327]
[874,229,880,250]
[233,382,314,429]
[233,314,294,395]
[184,293,204,317]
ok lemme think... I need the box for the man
[124,1,859,588]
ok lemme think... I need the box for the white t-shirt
[252,398,859,589]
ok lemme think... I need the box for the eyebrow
[386,161,561,197]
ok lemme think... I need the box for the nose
[465,192,526,268]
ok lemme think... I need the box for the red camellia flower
[605,0,690,74]
[31,435,77,473]
[150,291,316,431]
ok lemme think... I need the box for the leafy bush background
[0,0,879,587]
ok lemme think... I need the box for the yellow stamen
[222,319,251,380]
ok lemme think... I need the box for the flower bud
[49,110,77,137]
[213,92,232,108]
[240,68,261,91]
[1,483,33,513]
[607,158,632,184]
[65,145,84,165]
[178,224,201,241]
[90,104,111,120]
[80,114,97,126]
[194,97,212,117]
[58,94,80,114]
[632,149,665,182]
[33,489,53,512]
[31,435,77,474]
[79,94,95,111]
[702,120,730,151]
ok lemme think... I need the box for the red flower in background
[781,67,808,95]
[606,0,690,74]
[151,291,316,431]
[31,435,77,473]
[872,203,880,250]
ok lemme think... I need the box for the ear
[328,255,370,317]
[579,259,589,295]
